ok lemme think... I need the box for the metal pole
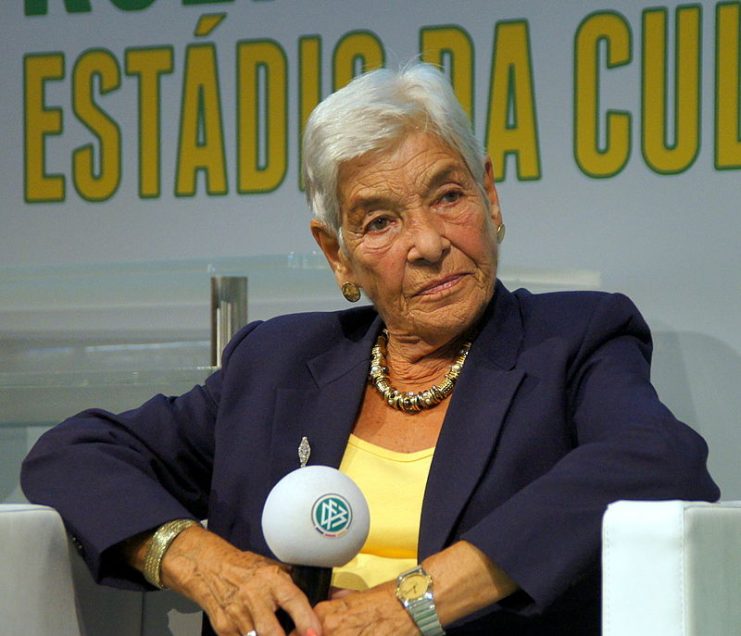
[211,276,248,367]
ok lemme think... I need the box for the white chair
[1,504,89,636]
[5,501,741,635]
[0,503,200,636]
[602,499,741,635]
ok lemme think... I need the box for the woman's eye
[439,189,462,204]
[366,216,390,232]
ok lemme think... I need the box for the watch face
[398,572,430,600]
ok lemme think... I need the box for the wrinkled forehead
[336,131,474,204]
[337,131,481,215]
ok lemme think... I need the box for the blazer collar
[419,282,526,557]
[268,310,382,484]
[470,279,522,371]
[268,283,526,557]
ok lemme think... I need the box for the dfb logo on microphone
[311,494,352,537]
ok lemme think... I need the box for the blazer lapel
[419,284,526,558]
[268,313,381,485]
[265,286,526,560]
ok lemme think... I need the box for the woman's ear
[482,157,503,228]
[310,219,353,287]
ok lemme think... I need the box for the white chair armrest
[0,503,203,636]
[602,499,741,636]
[0,504,82,636]
[0,503,145,636]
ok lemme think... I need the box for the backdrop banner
[2,1,740,493]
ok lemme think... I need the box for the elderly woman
[22,64,718,636]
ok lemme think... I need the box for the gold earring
[341,282,361,303]
[496,223,506,244]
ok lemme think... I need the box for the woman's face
[313,131,502,343]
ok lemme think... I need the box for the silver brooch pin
[298,436,311,468]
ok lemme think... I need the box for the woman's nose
[406,212,450,263]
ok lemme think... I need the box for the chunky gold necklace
[368,329,472,413]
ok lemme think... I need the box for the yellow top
[332,434,435,590]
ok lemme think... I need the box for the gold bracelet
[142,519,199,589]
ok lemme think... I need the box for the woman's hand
[311,582,417,636]
[126,525,323,636]
[309,540,519,635]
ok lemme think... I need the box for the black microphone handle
[277,565,332,632]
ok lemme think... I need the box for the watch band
[407,595,446,636]
[396,566,446,636]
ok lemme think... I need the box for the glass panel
[0,254,599,502]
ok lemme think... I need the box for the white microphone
[261,465,370,624]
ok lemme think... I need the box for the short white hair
[303,63,487,235]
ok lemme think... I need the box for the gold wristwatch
[396,565,446,635]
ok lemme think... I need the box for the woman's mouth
[415,274,466,296]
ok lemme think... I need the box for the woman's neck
[383,328,470,388]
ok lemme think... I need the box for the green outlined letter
[716,2,741,169]
[125,47,174,198]
[25,0,91,16]
[24,53,65,202]
[333,31,385,91]
[236,39,288,193]
[574,12,632,178]
[485,20,541,181]
[72,49,122,201]
[642,5,701,174]
[299,35,321,191]
[176,43,228,197]
[420,25,475,120]
[109,0,156,10]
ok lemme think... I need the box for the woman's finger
[218,597,262,636]
[157,527,320,635]
[329,587,353,600]
[206,602,256,636]
[272,584,323,636]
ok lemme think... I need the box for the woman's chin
[398,303,488,344]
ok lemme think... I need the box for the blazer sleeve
[459,293,719,613]
[20,321,262,589]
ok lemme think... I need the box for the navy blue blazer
[22,283,719,634]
